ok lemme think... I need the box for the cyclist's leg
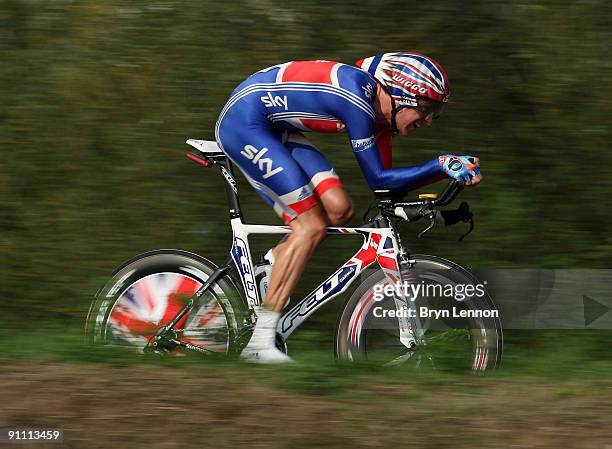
[263,132,355,286]
[216,116,328,311]
[262,133,355,288]
[218,115,329,362]
[285,132,355,226]
[264,205,327,311]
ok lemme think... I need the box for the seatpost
[218,158,243,220]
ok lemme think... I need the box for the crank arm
[169,338,216,355]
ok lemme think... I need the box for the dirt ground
[1,362,612,449]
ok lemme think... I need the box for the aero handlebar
[381,181,474,241]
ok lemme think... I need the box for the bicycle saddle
[186,139,223,155]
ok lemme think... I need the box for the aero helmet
[356,52,450,108]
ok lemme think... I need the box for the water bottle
[254,259,272,300]
[253,250,290,307]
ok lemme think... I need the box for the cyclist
[215,52,481,363]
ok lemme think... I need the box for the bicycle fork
[385,227,425,350]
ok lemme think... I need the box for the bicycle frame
[231,218,416,340]
[93,139,498,365]
[190,151,422,346]
[148,142,475,354]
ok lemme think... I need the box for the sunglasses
[413,96,447,120]
[389,93,447,135]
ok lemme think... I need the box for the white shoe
[241,346,294,364]
[241,305,293,363]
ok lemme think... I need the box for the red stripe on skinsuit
[281,61,337,84]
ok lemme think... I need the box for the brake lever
[417,211,436,239]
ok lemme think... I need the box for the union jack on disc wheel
[86,251,247,355]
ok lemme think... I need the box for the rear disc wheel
[86,251,248,355]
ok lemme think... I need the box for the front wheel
[86,250,249,355]
[335,255,503,371]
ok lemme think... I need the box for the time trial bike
[86,139,503,370]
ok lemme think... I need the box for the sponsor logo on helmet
[389,72,428,95]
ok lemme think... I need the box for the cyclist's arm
[373,126,393,169]
[336,66,445,192]
[345,114,444,191]
[353,142,445,192]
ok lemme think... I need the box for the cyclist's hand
[439,155,482,186]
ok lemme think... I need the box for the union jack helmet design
[356,52,450,107]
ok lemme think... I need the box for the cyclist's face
[395,107,434,136]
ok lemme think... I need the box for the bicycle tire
[335,254,503,371]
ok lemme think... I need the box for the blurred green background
[1,0,611,329]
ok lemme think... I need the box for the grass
[2,324,612,397]
[3,324,612,449]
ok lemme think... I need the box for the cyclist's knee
[318,186,354,226]
[323,196,355,226]
[328,202,354,226]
